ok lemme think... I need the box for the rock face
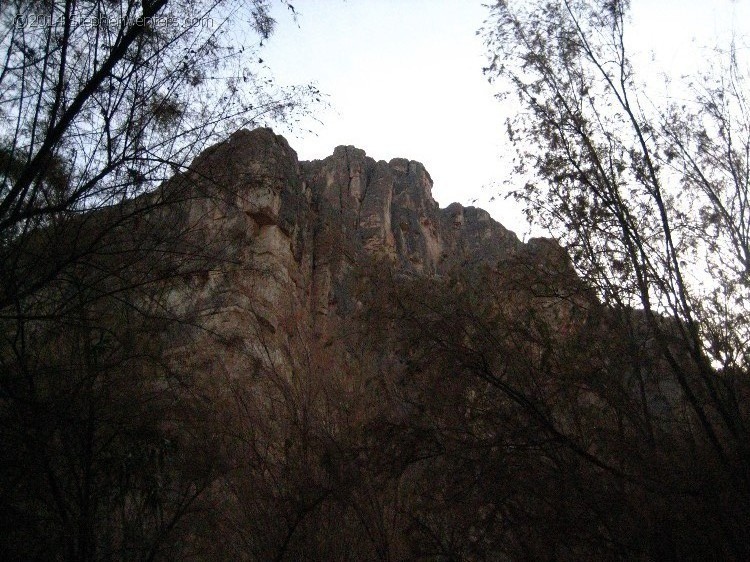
[154,126,580,382]
[7,126,704,562]
[302,143,522,275]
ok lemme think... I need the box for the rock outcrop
[156,126,580,378]
[7,126,716,562]
[302,142,522,276]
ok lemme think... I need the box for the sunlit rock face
[160,127,579,379]
[150,128,315,381]
[302,143,523,276]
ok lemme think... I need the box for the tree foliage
[0,0,317,305]
[482,0,750,556]
[0,2,321,559]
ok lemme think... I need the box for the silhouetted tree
[483,0,750,557]
[0,2,319,559]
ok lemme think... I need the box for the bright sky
[261,0,750,239]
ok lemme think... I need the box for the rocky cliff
[5,126,717,562]
[157,126,580,379]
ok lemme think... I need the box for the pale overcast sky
[261,0,750,238]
